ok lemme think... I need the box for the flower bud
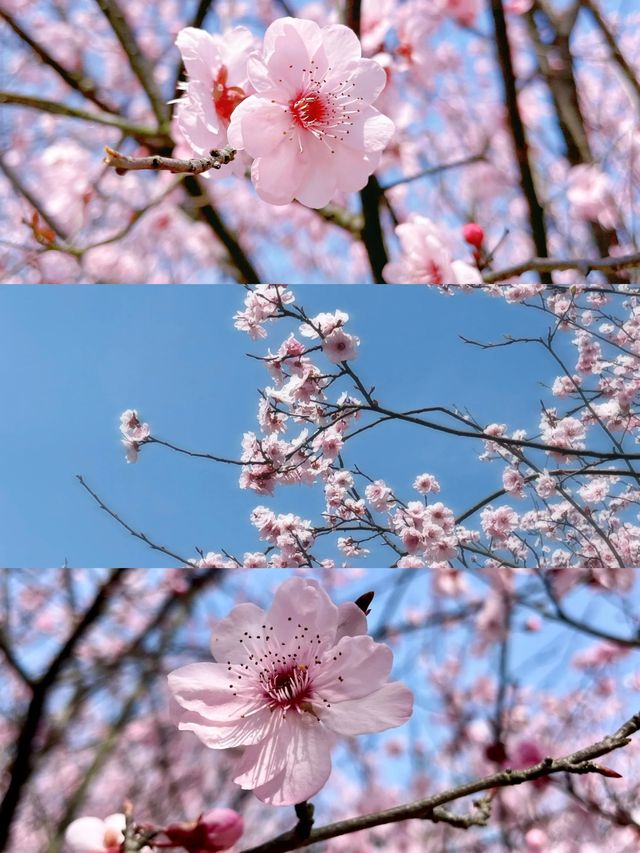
[462,222,484,248]
[164,809,243,852]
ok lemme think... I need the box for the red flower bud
[164,809,243,852]
[462,222,484,248]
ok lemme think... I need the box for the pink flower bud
[462,222,484,248]
[164,809,243,852]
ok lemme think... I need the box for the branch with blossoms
[103,146,236,175]
[236,711,640,852]
[4,0,639,282]
[80,284,640,570]
[43,576,640,853]
[66,703,640,853]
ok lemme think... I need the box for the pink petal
[168,662,261,720]
[314,635,393,701]
[228,98,292,157]
[267,577,339,648]
[176,705,276,749]
[235,713,333,805]
[64,817,107,852]
[175,28,219,85]
[317,25,362,68]
[263,17,322,58]
[319,682,414,736]
[336,602,367,639]
[210,602,266,664]
[251,144,305,205]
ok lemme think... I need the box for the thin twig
[104,146,236,175]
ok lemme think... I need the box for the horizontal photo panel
[0,567,639,852]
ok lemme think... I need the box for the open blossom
[175,26,257,173]
[168,577,413,805]
[64,814,126,853]
[227,18,394,207]
[120,409,150,464]
[480,505,519,541]
[383,216,483,285]
[322,327,360,362]
[413,473,440,494]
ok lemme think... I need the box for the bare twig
[483,252,640,282]
[104,146,236,175]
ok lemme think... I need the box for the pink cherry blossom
[480,506,519,541]
[119,409,150,464]
[383,216,483,286]
[413,473,441,494]
[175,27,257,173]
[365,479,395,511]
[322,327,360,362]
[227,17,395,207]
[64,814,125,853]
[168,577,413,805]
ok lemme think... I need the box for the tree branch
[0,92,167,142]
[483,251,640,282]
[93,0,170,127]
[488,0,551,278]
[0,8,116,113]
[239,712,640,852]
[104,145,236,174]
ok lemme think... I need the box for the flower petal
[319,682,414,736]
[235,713,333,805]
[314,634,393,701]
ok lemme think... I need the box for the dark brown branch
[483,251,640,282]
[76,475,195,567]
[488,0,551,279]
[93,0,170,127]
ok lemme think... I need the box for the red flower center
[289,92,328,129]
[426,261,444,285]
[263,664,312,711]
[212,66,246,124]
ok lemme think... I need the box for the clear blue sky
[0,285,571,567]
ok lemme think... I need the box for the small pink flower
[480,505,518,541]
[64,814,125,853]
[168,577,413,806]
[383,215,482,286]
[227,18,394,207]
[502,467,525,498]
[413,473,440,494]
[163,809,243,852]
[175,27,257,171]
[322,327,360,362]
[119,409,150,442]
[365,479,394,511]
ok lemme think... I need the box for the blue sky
[0,285,572,567]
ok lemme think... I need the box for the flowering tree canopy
[2,0,639,283]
